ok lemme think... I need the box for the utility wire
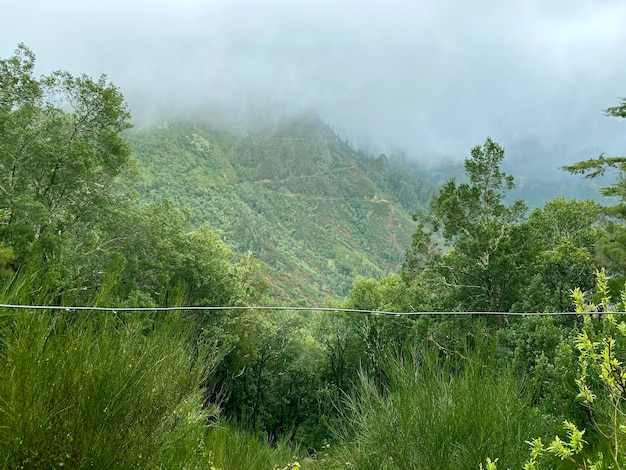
[0,303,615,316]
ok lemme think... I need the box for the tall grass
[327,343,556,470]
[0,265,316,468]
[0,304,219,468]
[203,424,309,470]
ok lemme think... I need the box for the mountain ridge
[129,114,608,304]
[129,117,435,303]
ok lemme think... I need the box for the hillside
[129,115,436,303]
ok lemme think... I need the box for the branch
[562,154,626,179]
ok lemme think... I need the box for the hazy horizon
[2,0,626,167]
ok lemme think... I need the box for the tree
[0,45,268,309]
[605,97,626,119]
[404,137,526,311]
[563,98,626,276]
[511,198,603,312]
[0,44,132,262]
[222,310,327,445]
[485,270,626,470]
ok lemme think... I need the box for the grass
[0,308,217,468]
[203,424,311,470]
[0,268,565,469]
[0,268,311,469]
[327,343,557,470]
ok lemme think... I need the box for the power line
[0,303,611,316]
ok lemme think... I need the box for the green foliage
[0,44,132,263]
[2,46,256,309]
[358,153,436,215]
[405,137,527,311]
[7,44,626,470]
[483,421,604,470]
[0,45,295,466]
[130,120,434,302]
[0,241,15,279]
[488,270,626,470]
[345,274,431,313]
[497,316,583,422]
[0,262,306,469]
[202,424,312,470]
[220,310,328,446]
[512,198,602,312]
[0,45,264,311]
[562,99,626,276]
[341,275,433,382]
[36,195,263,312]
[0,307,216,468]
[604,98,626,119]
[328,345,553,470]
[524,421,604,470]
[404,138,605,315]
[108,201,254,306]
[571,270,626,468]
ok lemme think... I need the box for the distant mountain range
[129,113,608,303]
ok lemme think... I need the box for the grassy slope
[129,116,435,304]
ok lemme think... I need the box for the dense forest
[2,45,626,469]
[129,117,435,301]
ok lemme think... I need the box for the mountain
[129,114,436,303]
[129,114,607,304]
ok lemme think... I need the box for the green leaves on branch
[604,98,626,119]
[562,99,626,275]
[430,137,524,240]
[0,44,132,262]
[571,270,626,469]
[404,137,526,311]
[483,423,595,470]
[512,198,603,312]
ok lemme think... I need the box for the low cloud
[2,0,626,163]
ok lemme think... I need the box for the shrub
[327,343,553,469]
[0,309,217,468]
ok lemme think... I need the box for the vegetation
[330,347,554,470]
[2,44,626,469]
[404,137,528,312]
[129,117,436,302]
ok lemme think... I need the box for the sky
[2,0,626,166]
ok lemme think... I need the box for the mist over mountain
[129,114,437,302]
[2,0,624,302]
[126,111,610,303]
[4,20,626,467]
[3,0,625,168]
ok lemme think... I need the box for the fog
[2,0,626,166]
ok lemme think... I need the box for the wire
[0,303,611,316]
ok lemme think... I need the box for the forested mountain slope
[129,114,436,302]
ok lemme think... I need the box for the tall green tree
[0,44,132,262]
[563,98,626,275]
[404,137,527,311]
[511,198,602,312]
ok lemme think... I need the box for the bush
[0,309,217,468]
[328,344,555,470]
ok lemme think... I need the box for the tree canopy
[3,44,626,470]
[0,44,132,263]
[404,137,527,311]
[562,99,626,275]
